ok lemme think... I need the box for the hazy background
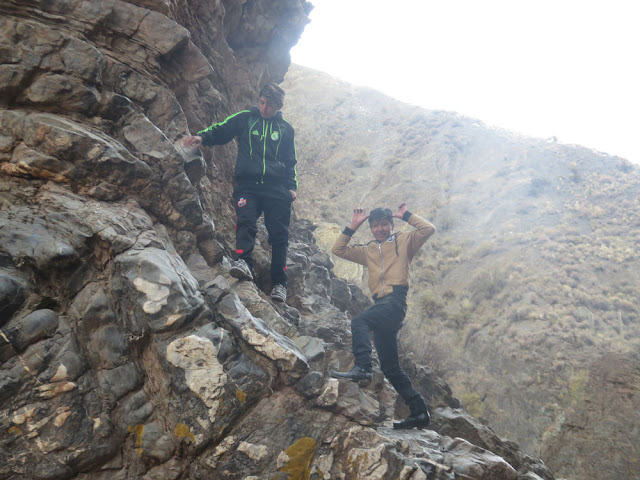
[291,0,640,164]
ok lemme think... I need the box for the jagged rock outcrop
[1,1,554,479]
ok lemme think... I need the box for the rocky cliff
[282,64,640,480]
[1,1,554,479]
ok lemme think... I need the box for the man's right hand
[183,135,203,148]
[349,207,369,231]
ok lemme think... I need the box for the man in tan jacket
[330,202,436,429]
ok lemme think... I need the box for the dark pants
[233,187,291,286]
[351,289,427,415]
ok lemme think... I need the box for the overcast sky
[290,0,640,164]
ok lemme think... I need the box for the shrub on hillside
[460,391,486,419]
[419,290,445,317]
[471,268,507,303]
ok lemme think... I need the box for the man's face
[258,96,280,119]
[370,218,393,242]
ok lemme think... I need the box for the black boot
[393,411,430,430]
[330,366,372,383]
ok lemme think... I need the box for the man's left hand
[289,190,297,202]
[394,202,408,219]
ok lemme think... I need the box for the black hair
[259,82,285,108]
[368,208,393,224]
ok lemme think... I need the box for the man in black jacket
[183,83,297,303]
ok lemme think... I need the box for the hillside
[283,64,640,480]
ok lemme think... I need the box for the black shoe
[330,366,372,383]
[270,284,287,303]
[229,259,253,281]
[393,411,430,430]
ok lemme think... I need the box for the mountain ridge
[283,63,640,480]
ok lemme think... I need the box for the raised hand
[394,202,408,219]
[349,207,370,230]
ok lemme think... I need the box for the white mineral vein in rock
[348,444,388,479]
[50,364,68,382]
[241,327,289,361]
[92,417,102,432]
[166,335,227,422]
[316,379,339,407]
[165,314,183,326]
[237,441,269,461]
[134,277,170,314]
[54,410,72,427]
[313,453,335,478]
[36,382,76,398]
[11,406,36,425]
[205,435,236,469]
[276,451,290,469]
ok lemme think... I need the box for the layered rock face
[1,1,553,479]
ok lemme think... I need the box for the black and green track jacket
[198,106,298,192]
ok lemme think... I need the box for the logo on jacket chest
[251,130,279,141]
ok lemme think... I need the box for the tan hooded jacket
[331,212,436,299]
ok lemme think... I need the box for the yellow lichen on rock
[236,390,247,402]
[277,437,317,480]
[128,424,145,456]
[174,423,196,443]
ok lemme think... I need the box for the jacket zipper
[261,120,267,183]
[274,120,282,157]
[378,242,385,296]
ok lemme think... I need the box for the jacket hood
[250,105,283,120]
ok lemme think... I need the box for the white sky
[290,0,640,164]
